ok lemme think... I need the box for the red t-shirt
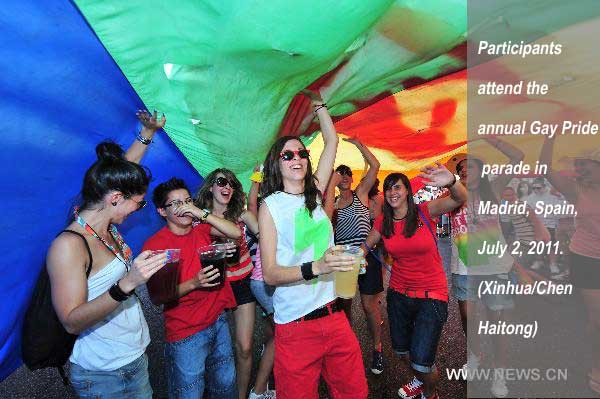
[373,203,447,297]
[143,224,236,342]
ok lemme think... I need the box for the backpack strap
[417,205,437,244]
[60,230,93,278]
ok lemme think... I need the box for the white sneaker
[491,375,508,398]
[530,260,543,270]
[549,263,560,274]
[248,387,276,399]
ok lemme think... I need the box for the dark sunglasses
[337,169,352,177]
[215,176,232,188]
[279,149,310,161]
[532,186,543,190]
[128,198,147,211]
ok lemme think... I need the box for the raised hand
[418,162,455,187]
[301,89,325,105]
[136,110,166,132]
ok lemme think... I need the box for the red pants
[274,310,368,399]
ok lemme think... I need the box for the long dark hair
[80,141,150,210]
[194,168,245,222]
[470,158,497,203]
[517,180,531,199]
[260,136,321,216]
[382,173,418,238]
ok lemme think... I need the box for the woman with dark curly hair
[258,90,368,399]
[194,168,259,399]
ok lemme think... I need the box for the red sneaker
[398,376,423,399]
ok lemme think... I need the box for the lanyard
[73,208,132,269]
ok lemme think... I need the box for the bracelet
[200,209,210,222]
[135,132,153,145]
[443,174,457,189]
[301,262,316,281]
[109,280,134,302]
[313,103,327,113]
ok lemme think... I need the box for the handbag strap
[60,230,93,278]
[417,205,437,244]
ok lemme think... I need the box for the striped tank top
[334,191,371,246]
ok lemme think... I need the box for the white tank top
[263,192,335,324]
[69,257,150,371]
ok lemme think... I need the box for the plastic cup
[151,249,181,264]
[198,245,226,287]
[334,245,363,299]
[215,239,240,265]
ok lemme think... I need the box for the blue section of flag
[0,0,202,381]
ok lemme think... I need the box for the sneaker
[371,350,384,375]
[398,376,424,399]
[530,260,543,270]
[491,375,508,398]
[248,388,276,399]
[420,392,438,399]
[549,263,560,274]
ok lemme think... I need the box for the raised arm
[171,202,242,239]
[247,165,262,217]
[48,235,167,334]
[302,90,339,193]
[125,110,166,164]
[258,202,353,286]
[540,136,578,203]
[324,171,343,220]
[345,138,380,203]
[420,163,468,218]
[483,137,524,197]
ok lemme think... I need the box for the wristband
[443,175,457,189]
[109,280,134,302]
[301,262,316,281]
[135,132,153,145]
[200,208,210,222]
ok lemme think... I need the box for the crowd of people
[39,92,599,399]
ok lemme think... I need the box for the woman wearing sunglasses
[46,111,167,398]
[258,90,368,399]
[194,168,259,399]
[362,167,467,399]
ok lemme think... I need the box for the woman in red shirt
[364,165,466,399]
[194,169,259,399]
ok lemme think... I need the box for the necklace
[393,215,406,221]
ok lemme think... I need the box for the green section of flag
[73,0,467,187]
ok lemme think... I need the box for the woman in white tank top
[47,111,167,398]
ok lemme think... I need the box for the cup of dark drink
[216,238,240,265]
[197,245,226,287]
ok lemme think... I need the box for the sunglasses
[279,149,310,161]
[128,197,147,211]
[337,169,352,177]
[214,176,233,188]
[532,186,543,190]
[163,198,193,208]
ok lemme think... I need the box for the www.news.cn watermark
[446,367,568,382]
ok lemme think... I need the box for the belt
[292,300,342,323]
[401,289,448,302]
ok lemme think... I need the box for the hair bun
[96,141,125,161]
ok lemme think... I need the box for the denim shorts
[386,289,448,373]
[451,273,514,311]
[250,278,275,315]
[69,353,152,399]
[165,312,237,399]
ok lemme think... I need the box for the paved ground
[0,237,467,399]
